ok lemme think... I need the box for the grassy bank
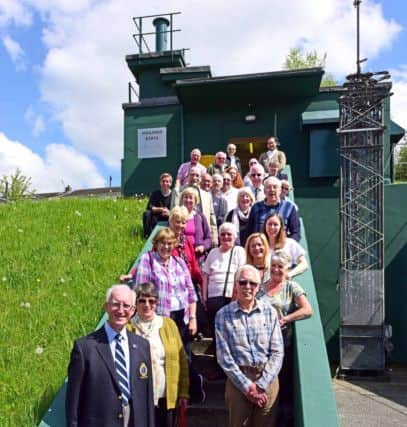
[0,197,146,426]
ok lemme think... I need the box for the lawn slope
[0,197,146,426]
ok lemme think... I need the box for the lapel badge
[139,362,148,379]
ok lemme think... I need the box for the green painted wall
[122,104,181,195]
[296,183,407,363]
[183,99,316,175]
[138,68,176,99]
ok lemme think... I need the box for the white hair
[219,221,238,238]
[235,264,261,284]
[263,176,282,188]
[106,284,136,305]
[212,173,223,183]
[249,163,265,174]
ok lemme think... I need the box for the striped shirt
[215,299,284,393]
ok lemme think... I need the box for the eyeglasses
[251,173,262,177]
[137,298,157,305]
[220,232,233,236]
[238,279,259,287]
[109,301,134,311]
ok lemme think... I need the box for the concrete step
[189,338,228,426]
[187,379,227,427]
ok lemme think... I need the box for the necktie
[255,188,259,200]
[115,334,131,404]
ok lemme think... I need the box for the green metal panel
[138,68,176,99]
[302,109,339,124]
[296,183,407,363]
[384,183,407,362]
[175,68,323,109]
[122,105,181,195]
[309,128,340,177]
[390,119,405,142]
[293,219,340,427]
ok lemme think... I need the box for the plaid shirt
[135,251,197,324]
[215,299,284,393]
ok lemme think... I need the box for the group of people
[65,136,313,427]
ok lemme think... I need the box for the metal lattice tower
[337,1,392,374]
[338,71,392,373]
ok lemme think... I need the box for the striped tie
[115,334,131,404]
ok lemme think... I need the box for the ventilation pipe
[152,17,170,52]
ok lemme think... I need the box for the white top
[222,187,239,212]
[266,149,277,159]
[203,246,246,298]
[132,315,166,405]
[270,238,306,265]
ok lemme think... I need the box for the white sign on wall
[137,127,167,159]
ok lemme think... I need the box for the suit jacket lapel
[94,327,120,389]
[128,334,141,391]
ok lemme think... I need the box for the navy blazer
[66,326,154,427]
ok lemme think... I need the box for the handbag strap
[223,246,235,297]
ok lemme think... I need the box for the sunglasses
[238,279,259,287]
[251,173,262,177]
[137,298,157,305]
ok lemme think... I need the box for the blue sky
[0,0,406,192]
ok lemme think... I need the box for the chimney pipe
[152,17,170,52]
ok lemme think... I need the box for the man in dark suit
[66,284,154,427]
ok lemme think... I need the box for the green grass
[0,197,146,426]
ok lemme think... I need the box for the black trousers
[206,296,231,341]
[155,398,175,427]
[206,296,231,368]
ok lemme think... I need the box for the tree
[283,47,337,87]
[0,168,36,201]
[395,136,407,181]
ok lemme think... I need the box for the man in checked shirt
[215,264,284,427]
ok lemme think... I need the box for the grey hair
[235,264,261,284]
[249,163,265,174]
[263,176,282,188]
[212,173,223,183]
[219,221,238,238]
[271,250,292,267]
[106,284,136,305]
[134,282,159,300]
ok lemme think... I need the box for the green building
[121,18,406,363]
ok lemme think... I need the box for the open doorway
[228,136,267,175]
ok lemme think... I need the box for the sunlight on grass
[0,197,146,426]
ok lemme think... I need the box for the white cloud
[0,0,32,27]
[24,105,46,136]
[1,0,404,171]
[0,132,105,192]
[2,35,26,70]
[33,0,402,168]
[33,116,45,136]
[391,65,407,137]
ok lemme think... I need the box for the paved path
[334,368,407,426]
